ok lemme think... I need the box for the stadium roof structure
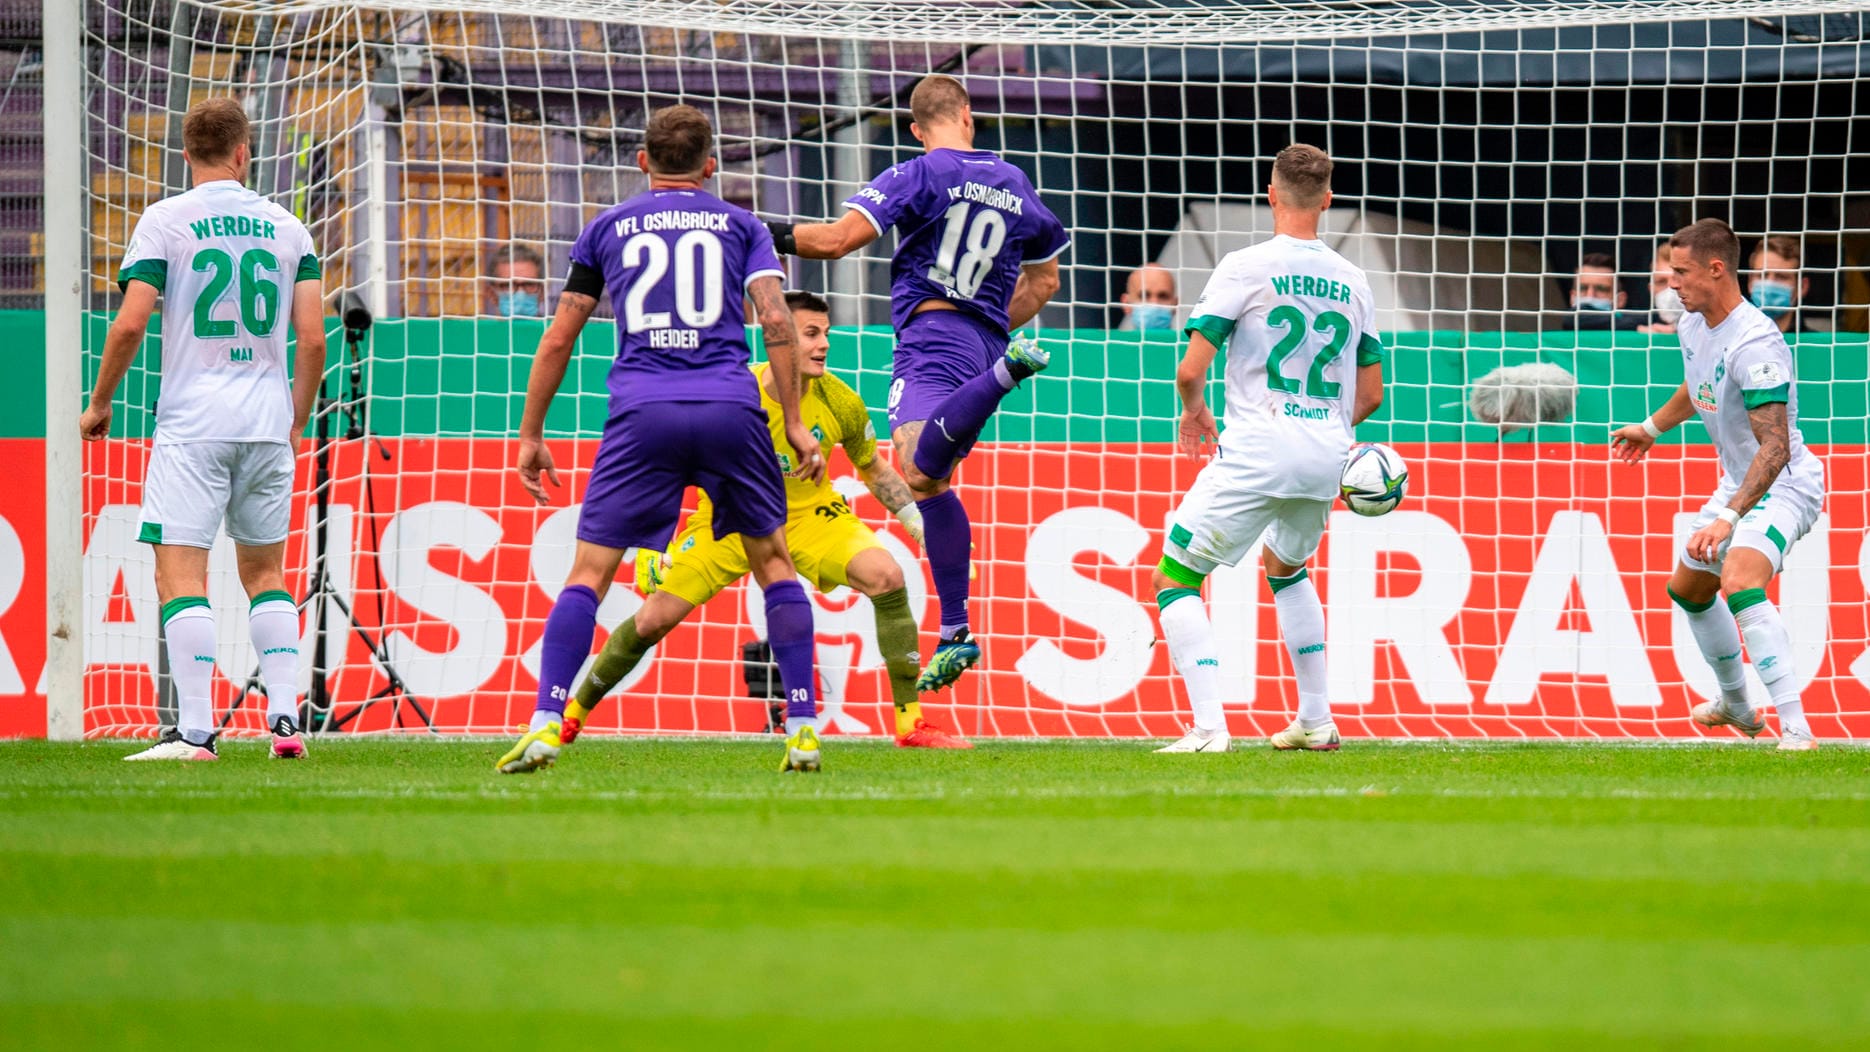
[1036,11,1870,87]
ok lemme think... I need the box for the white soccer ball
[1340,443,1408,516]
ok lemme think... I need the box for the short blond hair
[1272,143,1332,209]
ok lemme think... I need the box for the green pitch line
[3,739,1868,1050]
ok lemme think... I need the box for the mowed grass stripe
[3,740,1868,1048]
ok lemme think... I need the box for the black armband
[765,220,797,256]
[562,261,604,300]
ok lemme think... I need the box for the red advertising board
[3,438,1867,739]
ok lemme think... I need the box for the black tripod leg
[321,590,436,732]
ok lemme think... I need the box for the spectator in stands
[1639,239,1682,334]
[1748,235,1828,334]
[1117,263,1178,331]
[483,243,547,317]
[1569,251,1641,331]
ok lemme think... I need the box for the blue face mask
[1750,280,1794,319]
[1575,296,1614,312]
[497,290,542,317]
[1130,303,1175,331]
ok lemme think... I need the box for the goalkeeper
[562,291,973,749]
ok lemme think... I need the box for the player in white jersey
[80,99,327,761]
[1612,218,1825,750]
[1151,145,1385,754]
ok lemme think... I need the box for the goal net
[43,0,1870,739]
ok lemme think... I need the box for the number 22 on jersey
[1264,305,1352,399]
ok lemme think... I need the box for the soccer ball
[1340,443,1408,516]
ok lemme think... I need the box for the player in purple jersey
[497,105,830,774]
[765,74,1069,692]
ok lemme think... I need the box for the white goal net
[38,0,1870,740]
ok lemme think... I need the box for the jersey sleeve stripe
[844,201,884,235]
[1185,314,1234,348]
[1356,332,1386,366]
[742,267,786,289]
[295,253,322,282]
[1020,238,1071,266]
[1742,384,1790,408]
[116,258,167,293]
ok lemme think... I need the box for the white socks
[1672,589,1751,712]
[1158,588,1224,732]
[247,591,302,724]
[162,599,217,745]
[1271,570,1332,730]
[1729,590,1809,737]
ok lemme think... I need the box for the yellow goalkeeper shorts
[658,497,886,607]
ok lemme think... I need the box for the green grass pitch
[3,738,1868,1049]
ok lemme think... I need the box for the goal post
[37,0,1870,740]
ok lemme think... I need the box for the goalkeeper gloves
[765,221,797,256]
[634,547,671,595]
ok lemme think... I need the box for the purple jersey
[570,188,784,409]
[844,148,1069,334]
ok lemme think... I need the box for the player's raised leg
[908,333,1051,483]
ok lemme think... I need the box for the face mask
[1653,287,1683,325]
[1575,296,1614,312]
[1750,280,1794,319]
[496,290,542,317]
[1130,303,1174,331]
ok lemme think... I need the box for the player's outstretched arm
[1353,361,1385,426]
[1007,258,1062,332]
[80,279,159,442]
[750,275,824,484]
[288,279,327,442]
[1174,330,1222,458]
[515,290,597,504]
[1611,384,1692,464]
[769,212,878,260]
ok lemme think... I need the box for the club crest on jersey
[811,424,826,443]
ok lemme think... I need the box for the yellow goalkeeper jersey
[694,363,879,521]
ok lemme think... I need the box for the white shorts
[1162,457,1331,575]
[138,441,295,549]
[1679,485,1821,577]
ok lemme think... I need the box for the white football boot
[1270,720,1341,751]
[1155,725,1231,753]
[1691,700,1765,738]
[124,729,218,762]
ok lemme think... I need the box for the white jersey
[117,180,321,446]
[1676,299,1823,502]
[1184,234,1383,500]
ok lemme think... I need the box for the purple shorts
[886,309,1005,448]
[577,400,787,550]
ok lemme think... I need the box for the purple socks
[912,365,1016,481]
[762,579,819,720]
[535,583,599,718]
[915,489,973,635]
